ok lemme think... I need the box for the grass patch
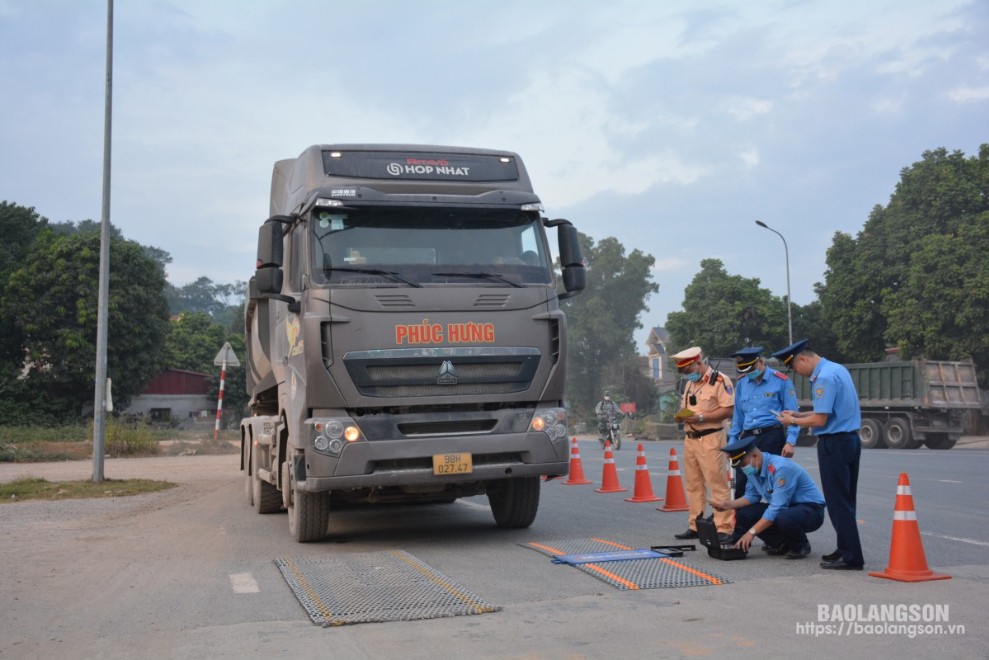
[0,477,176,503]
[0,424,241,463]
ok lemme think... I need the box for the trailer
[791,359,980,449]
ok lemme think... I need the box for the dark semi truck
[240,144,585,542]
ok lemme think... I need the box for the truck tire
[883,417,918,450]
[924,433,958,450]
[244,446,254,507]
[252,450,282,514]
[288,483,330,543]
[859,419,886,449]
[487,476,540,528]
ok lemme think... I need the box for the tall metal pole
[755,220,792,345]
[92,0,114,482]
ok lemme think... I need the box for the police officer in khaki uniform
[671,346,735,542]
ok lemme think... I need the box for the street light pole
[755,220,793,345]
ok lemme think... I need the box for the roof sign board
[322,150,520,182]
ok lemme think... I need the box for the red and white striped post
[212,342,240,441]
[214,357,227,440]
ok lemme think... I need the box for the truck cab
[241,145,584,541]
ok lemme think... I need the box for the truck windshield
[311,207,553,287]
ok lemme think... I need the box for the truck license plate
[433,452,473,475]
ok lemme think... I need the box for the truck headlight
[529,407,567,440]
[308,417,364,456]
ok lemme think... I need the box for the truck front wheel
[252,449,282,514]
[244,446,254,507]
[288,480,330,543]
[487,476,540,528]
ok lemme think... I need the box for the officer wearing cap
[773,339,865,570]
[710,436,825,557]
[727,346,800,499]
[670,346,734,542]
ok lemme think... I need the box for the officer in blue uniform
[727,346,800,499]
[710,436,825,558]
[773,339,865,570]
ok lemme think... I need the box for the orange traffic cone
[869,473,951,582]
[625,444,662,503]
[563,437,592,485]
[658,447,689,512]
[594,441,627,493]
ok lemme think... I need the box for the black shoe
[821,550,841,562]
[820,557,863,570]
[764,544,790,556]
[717,532,733,544]
[786,545,812,559]
[674,529,699,540]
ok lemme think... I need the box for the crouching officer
[709,436,826,559]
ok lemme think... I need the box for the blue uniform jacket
[728,368,799,446]
[742,454,825,522]
[809,358,861,435]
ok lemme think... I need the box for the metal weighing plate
[275,550,500,626]
[522,537,732,590]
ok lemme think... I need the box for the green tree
[666,259,788,357]
[598,355,659,416]
[563,234,658,416]
[0,202,49,377]
[163,312,248,422]
[166,276,247,321]
[2,229,170,420]
[790,299,842,362]
[817,145,989,384]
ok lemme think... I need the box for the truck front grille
[397,419,498,436]
[342,347,540,399]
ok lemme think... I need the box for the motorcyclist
[595,391,622,439]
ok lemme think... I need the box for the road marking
[921,532,989,547]
[937,479,962,484]
[229,572,260,593]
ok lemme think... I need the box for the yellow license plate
[433,452,473,475]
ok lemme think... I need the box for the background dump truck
[791,359,980,450]
[240,144,586,542]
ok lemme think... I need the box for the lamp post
[755,220,793,345]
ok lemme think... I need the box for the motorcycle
[598,413,622,451]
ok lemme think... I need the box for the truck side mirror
[254,217,299,311]
[255,265,284,296]
[555,222,585,299]
[257,219,285,268]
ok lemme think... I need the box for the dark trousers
[733,501,825,549]
[817,432,864,566]
[734,427,787,498]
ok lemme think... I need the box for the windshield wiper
[325,267,422,287]
[431,272,523,288]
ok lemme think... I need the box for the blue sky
[1,0,986,352]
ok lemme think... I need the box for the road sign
[213,342,240,367]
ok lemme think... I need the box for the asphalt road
[1,438,987,659]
